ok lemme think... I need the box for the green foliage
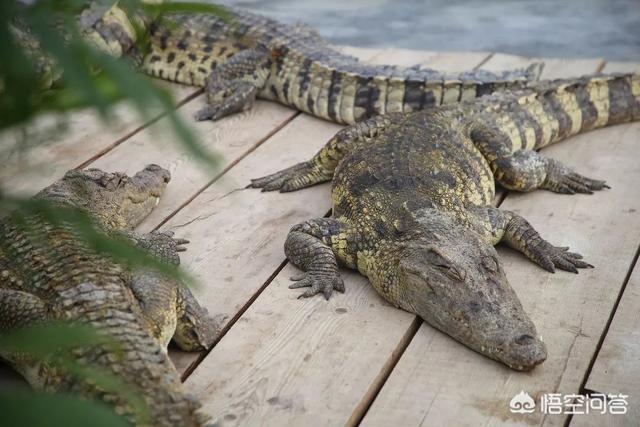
[0,323,150,425]
[0,391,130,427]
[0,0,229,424]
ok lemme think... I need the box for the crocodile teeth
[155,197,160,206]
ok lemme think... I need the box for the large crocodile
[80,2,542,124]
[250,73,640,370]
[0,165,218,425]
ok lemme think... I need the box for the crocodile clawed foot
[248,161,328,192]
[543,160,609,194]
[194,104,222,122]
[533,244,594,274]
[288,270,345,300]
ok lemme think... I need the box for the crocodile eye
[482,255,499,272]
[442,265,467,282]
[425,247,467,282]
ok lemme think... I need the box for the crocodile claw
[533,244,594,274]
[249,161,330,192]
[543,160,609,194]
[288,271,345,300]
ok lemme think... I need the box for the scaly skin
[80,2,543,124]
[251,73,640,370]
[0,165,220,426]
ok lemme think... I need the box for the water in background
[225,0,640,61]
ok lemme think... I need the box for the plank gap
[346,316,423,427]
[475,52,495,69]
[75,88,204,170]
[180,205,334,381]
[180,257,290,382]
[566,240,640,424]
[155,111,301,230]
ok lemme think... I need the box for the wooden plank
[570,395,639,427]
[570,60,640,427]
[361,60,640,427]
[481,53,604,80]
[89,98,296,230]
[180,52,492,426]
[0,82,199,198]
[601,62,640,73]
[570,264,640,427]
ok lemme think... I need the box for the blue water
[226,0,640,61]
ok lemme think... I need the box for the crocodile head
[389,211,546,371]
[39,164,171,230]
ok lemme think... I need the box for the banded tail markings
[371,75,389,117]
[354,76,374,121]
[459,81,478,102]
[423,80,443,106]
[327,70,343,122]
[606,75,639,125]
[402,78,425,114]
[286,53,303,110]
[295,58,313,113]
[589,77,611,129]
[385,76,407,114]
[307,62,326,117]
[522,95,560,149]
[442,79,462,105]
[553,84,584,138]
[338,72,359,125]
[315,66,337,121]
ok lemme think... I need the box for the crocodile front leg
[195,48,272,121]
[491,209,593,273]
[0,289,50,387]
[250,114,399,192]
[285,218,368,300]
[126,231,220,350]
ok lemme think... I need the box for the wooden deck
[1,48,639,426]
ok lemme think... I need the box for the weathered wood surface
[568,61,640,427]
[570,260,640,427]
[0,83,199,198]
[1,47,638,426]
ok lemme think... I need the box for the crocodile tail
[472,62,544,97]
[325,62,545,124]
[477,73,640,152]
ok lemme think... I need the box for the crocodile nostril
[515,334,535,346]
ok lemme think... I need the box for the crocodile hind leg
[250,114,399,192]
[0,290,50,387]
[173,285,222,351]
[469,120,608,194]
[127,231,220,350]
[489,208,593,273]
[0,289,49,331]
[195,48,272,121]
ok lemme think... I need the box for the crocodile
[0,165,219,425]
[79,2,543,124]
[249,73,640,370]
